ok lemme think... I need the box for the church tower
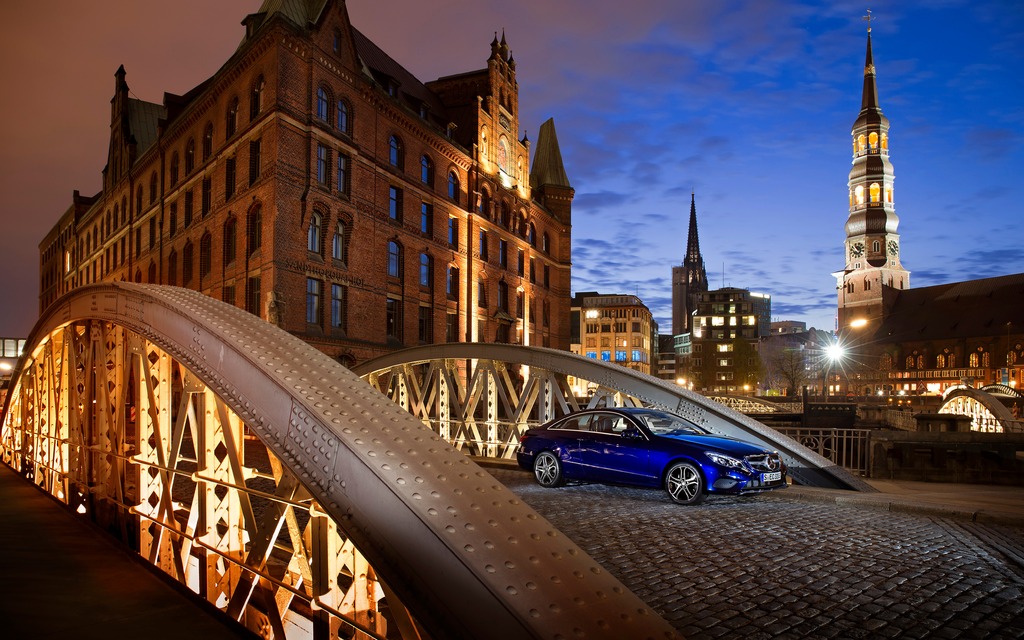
[672,192,708,336]
[835,21,910,334]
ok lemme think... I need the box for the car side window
[609,417,628,434]
[554,414,592,432]
[591,413,627,435]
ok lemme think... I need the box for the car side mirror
[622,427,643,440]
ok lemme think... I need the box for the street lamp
[825,341,846,401]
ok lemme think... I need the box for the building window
[169,202,178,236]
[447,171,459,202]
[388,135,403,169]
[149,218,156,250]
[497,281,509,312]
[331,284,347,333]
[418,305,433,344]
[136,185,143,217]
[249,139,261,185]
[223,285,235,306]
[419,253,432,289]
[337,100,350,134]
[543,265,550,288]
[223,216,237,266]
[477,280,487,308]
[182,241,194,285]
[336,153,350,195]
[308,211,323,254]
[306,278,322,326]
[185,138,195,174]
[527,223,536,246]
[246,276,261,316]
[386,297,402,341]
[250,75,265,121]
[542,300,550,326]
[184,190,194,228]
[389,186,402,222]
[448,217,459,248]
[332,221,347,262]
[201,178,211,216]
[446,266,459,301]
[202,122,213,161]
[446,312,458,342]
[421,155,433,186]
[498,239,508,268]
[387,241,402,279]
[317,144,330,186]
[529,258,536,283]
[199,233,212,279]
[247,205,262,256]
[225,157,236,200]
[542,232,551,254]
[316,87,330,122]
[478,229,488,260]
[149,172,158,204]
[226,97,238,137]
[169,152,179,185]
[517,250,525,277]
[168,250,178,286]
[516,291,524,319]
[421,203,432,235]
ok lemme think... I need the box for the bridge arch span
[1,283,678,640]
[353,344,871,492]
[941,386,1017,432]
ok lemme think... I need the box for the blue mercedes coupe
[516,407,787,505]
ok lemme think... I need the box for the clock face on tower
[887,240,899,257]
[850,242,864,258]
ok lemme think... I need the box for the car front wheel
[665,461,705,505]
[533,451,565,488]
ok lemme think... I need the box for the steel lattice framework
[0,283,680,640]
[940,386,1017,433]
[353,344,872,492]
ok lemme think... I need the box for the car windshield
[633,412,706,436]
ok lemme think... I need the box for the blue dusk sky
[0,0,1021,337]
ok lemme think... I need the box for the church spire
[684,191,702,266]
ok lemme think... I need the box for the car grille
[745,453,782,473]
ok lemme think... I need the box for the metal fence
[774,427,872,476]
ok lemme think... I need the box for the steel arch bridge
[352,345,871,492]
[940,386,1019,433]
[0,283,680,640]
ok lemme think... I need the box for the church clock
[850,242,864,258]
[887,240,899,257]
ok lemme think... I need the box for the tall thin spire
[684,191,702,266]
[860,29,881,115]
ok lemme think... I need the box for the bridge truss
[940,385,1020,433]
[1,284,679,640]
[353,344,872,492]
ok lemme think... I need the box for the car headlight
[705,452,746,471]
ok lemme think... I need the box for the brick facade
[39,0,573,367]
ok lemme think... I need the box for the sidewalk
[0,463,253,639]
[772,477,1024,526]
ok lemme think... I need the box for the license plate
[762,472,782,483]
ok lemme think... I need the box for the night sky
[1,0,1021,338]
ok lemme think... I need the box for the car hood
[658,433,772,456]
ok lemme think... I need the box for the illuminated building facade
[37,0,573,367]
[691,287,771,393]
[574,292,655,375]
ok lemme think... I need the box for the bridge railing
[773,427,872,476]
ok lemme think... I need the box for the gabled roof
[875,273,1024,343]
[351,28,450,122]
[127,98,165,155]
[251,0,328,30]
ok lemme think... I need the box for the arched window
[447,171,459,202]
[446,266,459,301]
[527,223,537,246]
[869,182,880,203]
[170,152,180,185]
[308,211,323,254]
[868,132,878,149]
[247,204,262,256]
[134,269,142,283]
[389,135,403,168]
[332,220,347,262]
[969,352,979,368]
[337,99,350,134]
[250,75,265,120]
[185,138,195,174]
[223,216,237,266]
[857,134,866,153]
[419,253,432,289]
[906,356,915,369]
[226,97,239,137]
[497,280,509,312]
[872,240,880,253]
[168,249,178,286]
[387,241,402,279]
[333,29,343,54]
[199,233,212,278]
[500,201,510,228]
[542,232,551,254]
[148,261,156,283]
[936,354,946,368]
[421,155,434,186]
[881,133,888,150]
[316,86,330,122]
[479,188,491,217]
[854,185,864,205]
[149,172,158,204]
[949,353,957,368]
[916,355,925,370]
[136,186,143,216]
[182,241,194,285]
[880,353,892,371]
[982,351,990,367]
[122,197,128,225]
[203,123,214,161]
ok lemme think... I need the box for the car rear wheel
[533,451,565,488]
[665,461,705,505]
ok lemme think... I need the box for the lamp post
[825,341,845,402]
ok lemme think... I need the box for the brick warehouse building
[39,0,574,366]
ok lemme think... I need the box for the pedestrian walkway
[0,463,252,639]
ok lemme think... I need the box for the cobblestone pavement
[491,468,1024,639]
